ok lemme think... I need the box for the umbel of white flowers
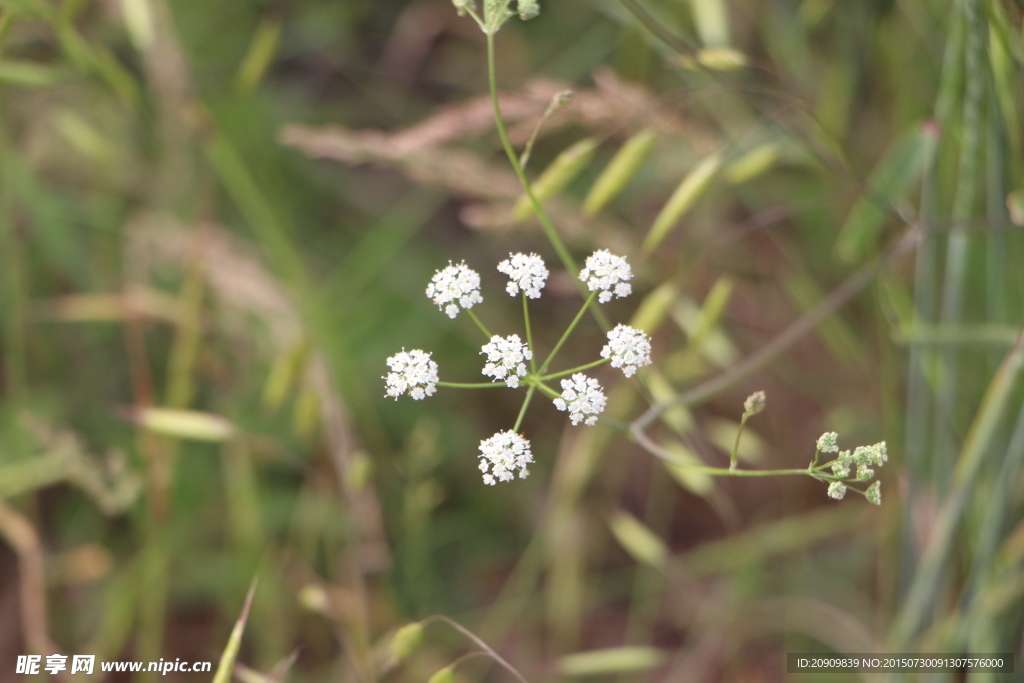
[385,250,652,485]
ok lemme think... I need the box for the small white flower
[852,445,876,466]
[553,373,606,426]
[478,430,533,484]
[831,461,850,478]
[865,481,881,505]
[600,324,652,378]
[497,253,548,299]
[579,249,632,303]
[827,481,847,500]
[871,441,888,465]
[481,334,532,387]
[817,432,839,453]
[856,464,874,481]
[384,349,439,400]
[426,261,483,318]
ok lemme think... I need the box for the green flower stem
[512,384,537,433]
[531,381,561,400]
[486,33,610,331]
[687,466,823,477]
[523,294,537,373]
[809,446,821,469]
[540,358,608,381]
[487,32,576,279]
[539,291,597,375]
[437,381,507,389]
[729,413,749,471]
[466,309,492,339]
[632,427,844,480]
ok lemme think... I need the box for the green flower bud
[865,481,881,506]
[427,666,456,683]
[518,0,539,20]
[743,390,766,417]
[390,623,424,661]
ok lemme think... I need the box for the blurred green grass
[0,0,1022,681]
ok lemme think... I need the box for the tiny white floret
[579,249,633,303]
[426,261,483,318]
[553,373,606,426]
[601,324,652,378]
[384,349,439,400]
[866,481,881,505]
[817,431,839,453]
[497,253,549,299]
[481,334,532,388]
[827,481,847,500]
[478,430,533,484]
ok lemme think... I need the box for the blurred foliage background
[0,0,1023,681]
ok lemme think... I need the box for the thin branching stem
[540,358,608,381]
[522,294,537,373]
[466,309,492,339]
[512,384,537,433]
[485,32,609,330]
[438,381,507,389]
[539,291,596,375]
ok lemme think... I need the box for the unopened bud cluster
[452,0,540,34]
[815,433,886,505]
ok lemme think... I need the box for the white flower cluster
[481,334,532,388]
[497,252,548,299]
[384,349,439,400]
[478,430,533,485]
[600,324,652,378]
[390,250,651,485]
[827,481,846,500]
[579,249,632,303]
[553,373,606,426]
[816,431,839,453]
[821,434,886,505]
[426,261,483,319]
[865,481,881,506]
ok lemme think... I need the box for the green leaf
[0,60,61,87]
[643,152,722,253]
[212,577,259,683]
[582,128,655,216]
[559,647,665,676]
[609,511,668,569]
[513,137,598,221]
[834,121,938,263]
[132,408,235,442]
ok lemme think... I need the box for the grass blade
[212,576,259,683]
